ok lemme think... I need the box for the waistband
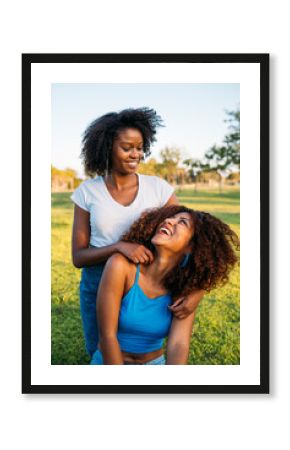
[90,350,166,365]
[124,354,166,365]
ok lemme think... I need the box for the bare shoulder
[106,253,131,270]
[105,253,136,278]
[105,253,137,291]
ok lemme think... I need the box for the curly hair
[81,107,163,177]
[121,205,240,300]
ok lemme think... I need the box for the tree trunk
[218,173,223,194]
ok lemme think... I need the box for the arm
[72,204,119,267]
[169,289,205,319]
[72,205,154,268]
[164,193,179,206]
[166,312,196,365]
[96,254,130,365]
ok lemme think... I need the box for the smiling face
[151,212,194,254]
[111,128,144,174]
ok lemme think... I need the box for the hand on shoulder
[102,253,136,296]
[115,241,154,264]
[106,252,132,270]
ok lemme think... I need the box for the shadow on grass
[51,192,74,210]
[213,212,240,225]
[177,197,239,207]
[176,190,240,200]
[51,222,71,229]
[176,205,240,225]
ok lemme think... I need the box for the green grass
[51,187,240,365]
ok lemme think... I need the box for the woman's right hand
[116,241,154,264]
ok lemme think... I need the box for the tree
[138,158,159,176]
[227,171,240,184]
[204,108,240,192]
[196,170,221,184]
[51,166,83,191]
[224,109,240,168]
[183,158,209,192]
[159,147,182,184]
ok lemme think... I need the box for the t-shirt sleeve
[155,177,175,206]
[70,183,89,212]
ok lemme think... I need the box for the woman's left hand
[168,290,205,319]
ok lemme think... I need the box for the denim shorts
[90,349,166,365]
[79,264,106,357]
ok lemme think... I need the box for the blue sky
[51,83,239,178]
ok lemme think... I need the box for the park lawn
[51,188,240,365]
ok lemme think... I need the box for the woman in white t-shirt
[71,107,204,359]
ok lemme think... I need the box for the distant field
[51,187,240,365]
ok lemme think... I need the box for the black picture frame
[22,53,269,394]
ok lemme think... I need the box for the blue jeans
[80,264,106,357]
[90,349,166,365]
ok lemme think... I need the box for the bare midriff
[121,347,164,364]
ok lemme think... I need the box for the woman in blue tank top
[91,204,239,365]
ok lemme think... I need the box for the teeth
[160,227,171,236]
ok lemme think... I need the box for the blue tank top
[117,264,173,354]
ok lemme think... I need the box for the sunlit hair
[81,107,163,177]
[122,205,240,300]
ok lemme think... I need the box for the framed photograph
[22,53,269,394]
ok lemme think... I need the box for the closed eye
[122,147,144,152]
[179,218,189,226]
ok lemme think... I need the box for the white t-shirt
[71,174,174,247]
